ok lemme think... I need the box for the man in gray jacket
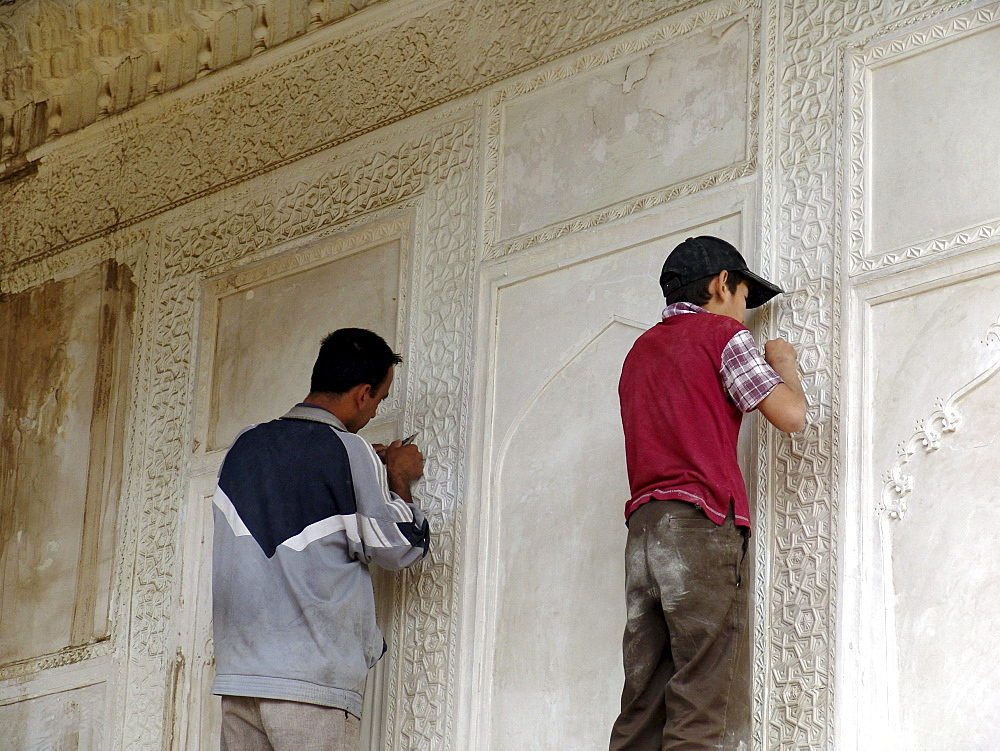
[212,328,430,750]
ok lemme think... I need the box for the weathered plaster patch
[500,19,750,238]
[0,260,135,665]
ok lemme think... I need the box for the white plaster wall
[842,6,1000,748]
[500,18,750,239]
[1,0,999,749]
[871,23,1000,252]
[848,252,1000,750]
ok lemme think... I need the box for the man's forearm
[771,358,805,404]
[387,472,414,504]
[760,337,808,432]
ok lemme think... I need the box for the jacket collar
[280,403,349,431]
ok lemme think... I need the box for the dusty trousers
[610,499,751,751]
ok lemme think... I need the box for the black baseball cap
[659,236,783,309]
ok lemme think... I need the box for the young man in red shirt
[611,236,806,750]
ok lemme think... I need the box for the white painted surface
[500,19,750,238]
[871,23,1000,252]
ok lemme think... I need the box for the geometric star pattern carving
[765,1,975,747]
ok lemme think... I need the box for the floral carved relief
[880,320,1000,521]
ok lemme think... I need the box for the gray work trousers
[610,499,751,751]
[220,695,360,751]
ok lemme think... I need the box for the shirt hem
[212,675,362,718]
[625,488,752,529]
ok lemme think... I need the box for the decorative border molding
[0,641,113,685]
[484,0,760,259]
[880,319,1000,520]
[847,1,1000,275]
[853,220,1000,275]
[118,271,200,749]
[0,227,149,295]
[157,121,457,279]
[0,0,703,274]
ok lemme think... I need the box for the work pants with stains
[220,695,360,751]
[610,499,751,751]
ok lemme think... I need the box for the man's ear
[708,270,730,301]
[352,382,373,408]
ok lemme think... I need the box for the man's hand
[381,441,424,503]
[758,338,807,433]
[764,338,797,368]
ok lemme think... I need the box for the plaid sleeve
[721,329,783,412]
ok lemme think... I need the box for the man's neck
[303,392,354,429]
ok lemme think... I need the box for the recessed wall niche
[199,218,410,454]
[859,259,1000,748]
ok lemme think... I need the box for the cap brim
[742,270,783,308]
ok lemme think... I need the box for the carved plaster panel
[847,2,1000,275]
[485,0,760,259]
[0,0,385,163]
[759,0,985,746]
[885,330,1000,749]
[845,251,1000,747]
[0,0,700,273]
[878,319,1000,523]
[119,105,479,749]
[466,183,757,748]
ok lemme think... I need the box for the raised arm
[757,338,807,433]
[338,433,430,569]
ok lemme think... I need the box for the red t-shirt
[619,311,755,527]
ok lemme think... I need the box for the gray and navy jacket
[211,403,430,717]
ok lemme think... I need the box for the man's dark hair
[310,328,402,394]
[665,269,748,306]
